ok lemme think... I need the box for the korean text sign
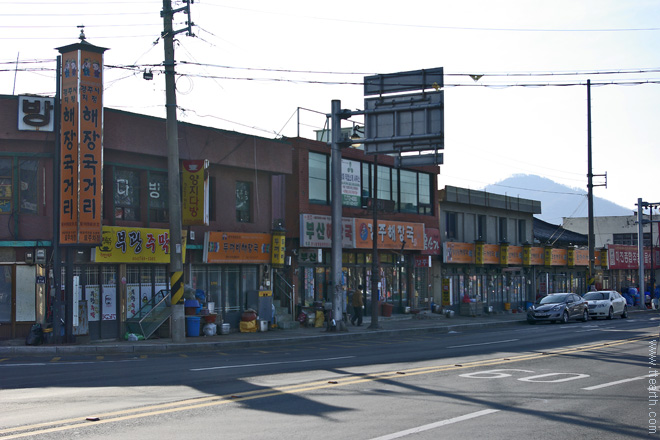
[182,160,209,226]
[59,44,104,245]
[204,231,272,264]
[92,226,185,264]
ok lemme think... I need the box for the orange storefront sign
[58,42,105,245]
[526,246,545,265]
[204,232,272,264]
[443,242,475,264]
[482,244,500,265]
[354,219,425,250]
[508,245,523,265]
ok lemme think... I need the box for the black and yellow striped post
[171,271,184,304]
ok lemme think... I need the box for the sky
[2,0,660,215]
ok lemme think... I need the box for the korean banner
[204,232,272,264]
[354,218,425,250]
[300,214,356,248]
[92,226,186,264]
[58,42,106,245]
[182,160,209,226]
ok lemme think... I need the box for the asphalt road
[1,314,658,439]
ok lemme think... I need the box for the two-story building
[0,92,291,341]
[437,186,593,315]
[281,136,441,316]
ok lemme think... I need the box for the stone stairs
[273,299,299,330]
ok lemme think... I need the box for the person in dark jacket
[351,285,364,326]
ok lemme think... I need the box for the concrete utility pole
[587,79,595,289]
[585,79,606,291]
[161,0,193,340]
[369,154,380,329]
[638,199,646,310]
[330,100,347,332]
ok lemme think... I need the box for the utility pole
[587,79,595,289]
[161,0,193,340]
[638,199,646,310]
[53,56,62,343]
[586,79,606,292]
[330,100,349,332]
[369,154,380,329]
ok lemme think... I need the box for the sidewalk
[3,308,655,356]
[0,310,530,355]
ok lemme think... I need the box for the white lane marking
[0,359,141,368]
[447,339,518,349]
[190,356,355,371]
[582,374,654,390]
[369,409,500,440]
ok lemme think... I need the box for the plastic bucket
[221,323,230,335]
[185,316,201,337]
[259,320,269,332]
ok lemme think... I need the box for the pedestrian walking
[351,285,364,326]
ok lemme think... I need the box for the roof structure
[534,217,588,246]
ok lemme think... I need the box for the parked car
[527,293,589,324]
[583,290,628,319]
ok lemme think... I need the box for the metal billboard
[362,68,444,164]
[364,67,444,96]
[363,91,444,156]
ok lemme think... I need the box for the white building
[562,215,656,249]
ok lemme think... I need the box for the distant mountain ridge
[483,174,630,223]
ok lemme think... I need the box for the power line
[203,3,660,33]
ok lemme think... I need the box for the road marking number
[460,368,590,383]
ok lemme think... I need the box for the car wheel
[561,311,569,324]
[527,319,535,324]
[582,309,589,322]
[621,306,628,319]
[606,307,613,320]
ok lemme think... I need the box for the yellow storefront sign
[92,226,186,264]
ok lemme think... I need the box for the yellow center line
[1,334,654,439]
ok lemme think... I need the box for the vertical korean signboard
[182,160,209,226]
[58,41,106,245]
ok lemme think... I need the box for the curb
[0,318,527,356]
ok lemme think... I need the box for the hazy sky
[3,0,659,213]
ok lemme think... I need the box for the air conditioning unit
[35,248,46,264]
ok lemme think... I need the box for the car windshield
[584,292,608,300]
[539,294,568,304]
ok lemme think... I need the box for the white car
[583,290,628,319]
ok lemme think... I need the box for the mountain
[483,174,630,223]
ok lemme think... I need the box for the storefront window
[309,151,328,204]
[114,168,140,221]
[0,266,11,322]
[418,173,431,215]
[208,267,221,309]
[399,170,417,213]
[20,159,39,214]
[242,266,258,303]
[303,267,315,305]
[126,265,140,318]
[226,266,240,311]
[377,165,390,200]
[0,159,12,214]
[148,172,168,222]
[236,181,252,223]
